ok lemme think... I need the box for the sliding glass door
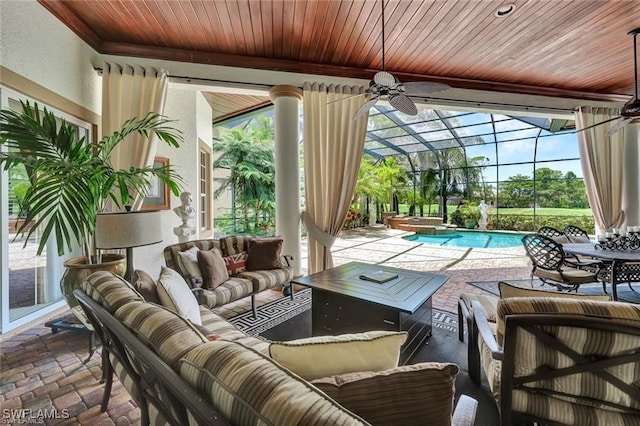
[0,89,89,333]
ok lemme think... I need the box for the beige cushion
[533,267,599,284]
[156,266,202,326]
[551,235,570,244]
[499,281,610,300]
[131,269,161,304]
[460,293,499,323]
[180,340,367,425]
[269,331,407,380]
[311,362,458,426]
[246,237,283,270]
[176,246,201,278]
[197,248,229,289]
[568,235,591,243]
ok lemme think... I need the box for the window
[199,140,212,237]
[1,88,93,333]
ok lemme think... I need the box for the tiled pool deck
[1,226,532,425]
[215,226,532,317]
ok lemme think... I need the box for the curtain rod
[93,66,583,115]
[93,66,274,92]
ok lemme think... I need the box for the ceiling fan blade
[606,117,634,136]
[327,92,367,105]
[403,81,451,96]
[373,71,396,87]
[353,97,379,120]
[389,94,418,116]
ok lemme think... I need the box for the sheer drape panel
[576,106,625,234]
[102,63,168,209]
[302,83,369,273]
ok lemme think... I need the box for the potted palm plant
[0,101,184,309]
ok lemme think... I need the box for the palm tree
[213,118,275,233]
[0,101,183,258]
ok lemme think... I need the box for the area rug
[468,279,640,304]
[228,288,459,336]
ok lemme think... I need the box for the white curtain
[102,63,168,209]
[302,82,369,273]
[575,106,625,234]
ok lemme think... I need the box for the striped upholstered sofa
[163,235,294,317]
[75,271,478,426]
[473,296,640,425]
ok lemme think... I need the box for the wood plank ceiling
[40,0,640,120]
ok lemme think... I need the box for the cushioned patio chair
[537,226,602,273]
[562,224,591,242]
[472,297,640,425]
[537,226,564,239]
[522,234,599,291]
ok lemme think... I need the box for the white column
[270,85,303,276]
[623,124,640,227]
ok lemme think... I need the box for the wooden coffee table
[292,262,449,364]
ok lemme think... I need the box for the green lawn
[397,204,592,217]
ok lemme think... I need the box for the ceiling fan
[580,28,640,136]
[351,0,451,120]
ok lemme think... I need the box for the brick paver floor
[0,226,532,424]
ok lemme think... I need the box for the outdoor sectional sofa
[74,271,479,425]
[163,235,294,317]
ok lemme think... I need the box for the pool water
[403,231,527,248]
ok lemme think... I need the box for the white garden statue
[478,200,488,222]
[173,191,196,242]
[478,200,488,230]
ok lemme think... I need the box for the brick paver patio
[1,226,532,424]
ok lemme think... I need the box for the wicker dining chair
[537,226,602,274]
[563,224,591,243]
[522,234,600,291]
[537,226,564,239]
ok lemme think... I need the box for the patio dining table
[563,242,640,301]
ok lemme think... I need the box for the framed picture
[142,157,170,210]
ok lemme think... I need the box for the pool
[403,231,526,248]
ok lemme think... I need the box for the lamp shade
[95,210,163,249]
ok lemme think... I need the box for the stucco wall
[0,0,101,114]
[134,88,212,276]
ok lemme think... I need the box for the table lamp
[95,210,163,281]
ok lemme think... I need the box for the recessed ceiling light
[495,4,516,17]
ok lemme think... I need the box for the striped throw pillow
[312,362,459,426]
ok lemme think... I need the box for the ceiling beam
[95,40,631,104]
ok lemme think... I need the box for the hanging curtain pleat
[575,106,625,234]
[302,82,369,273]
[101,63,168,210]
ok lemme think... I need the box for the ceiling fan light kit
[350,0,451,120]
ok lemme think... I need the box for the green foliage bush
[490,214,595,234]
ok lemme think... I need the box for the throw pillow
[197,248,229,289]
[131,269,161,304]
[269,331,407,381]
[156,266,202,325]
[176,246,202,279]
[223,251,248,276]
[311,362,459,426]
[498,281,610,300]
[247,237,284,271]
